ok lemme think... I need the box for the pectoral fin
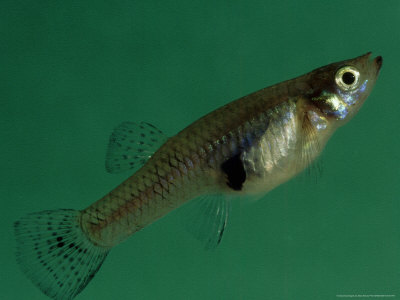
[297,111,324,180]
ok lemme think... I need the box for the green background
[1,1,399,299]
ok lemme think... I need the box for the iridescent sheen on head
[307,53,382,124]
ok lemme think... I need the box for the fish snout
[374,56,383,70]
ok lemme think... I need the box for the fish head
[307,52,382,125]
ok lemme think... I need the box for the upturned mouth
[364,52,383,73]
[374,55,383,70]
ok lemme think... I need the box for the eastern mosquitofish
[14,52,382,299]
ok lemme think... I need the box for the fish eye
[335,66,360,91]
[342,72,355,84]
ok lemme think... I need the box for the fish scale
[81,93,300,247]
[14,53,382,299]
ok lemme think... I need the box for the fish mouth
[362,52,383,74]
[365,52,383,71]
[374,55,383,70]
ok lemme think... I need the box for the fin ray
[105,121,168,174]
[297,111,323,181]
[179,195,231,250]
[15,209,110,299]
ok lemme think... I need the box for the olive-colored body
[81,53,382,247]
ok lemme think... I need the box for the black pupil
[342,72,355,85]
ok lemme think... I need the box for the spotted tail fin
[14,209,110,299]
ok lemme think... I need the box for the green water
[2,1,399,299]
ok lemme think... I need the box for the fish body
[15,53,382,299]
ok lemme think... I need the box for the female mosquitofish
[15,52,382,299]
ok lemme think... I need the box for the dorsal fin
[105,121,168,174]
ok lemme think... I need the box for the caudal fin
[14,209,110,299]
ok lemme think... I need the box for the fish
[14,52,382,299]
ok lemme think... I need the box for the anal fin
[179,195,231,250]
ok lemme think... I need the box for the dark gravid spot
[221,153,246,191]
